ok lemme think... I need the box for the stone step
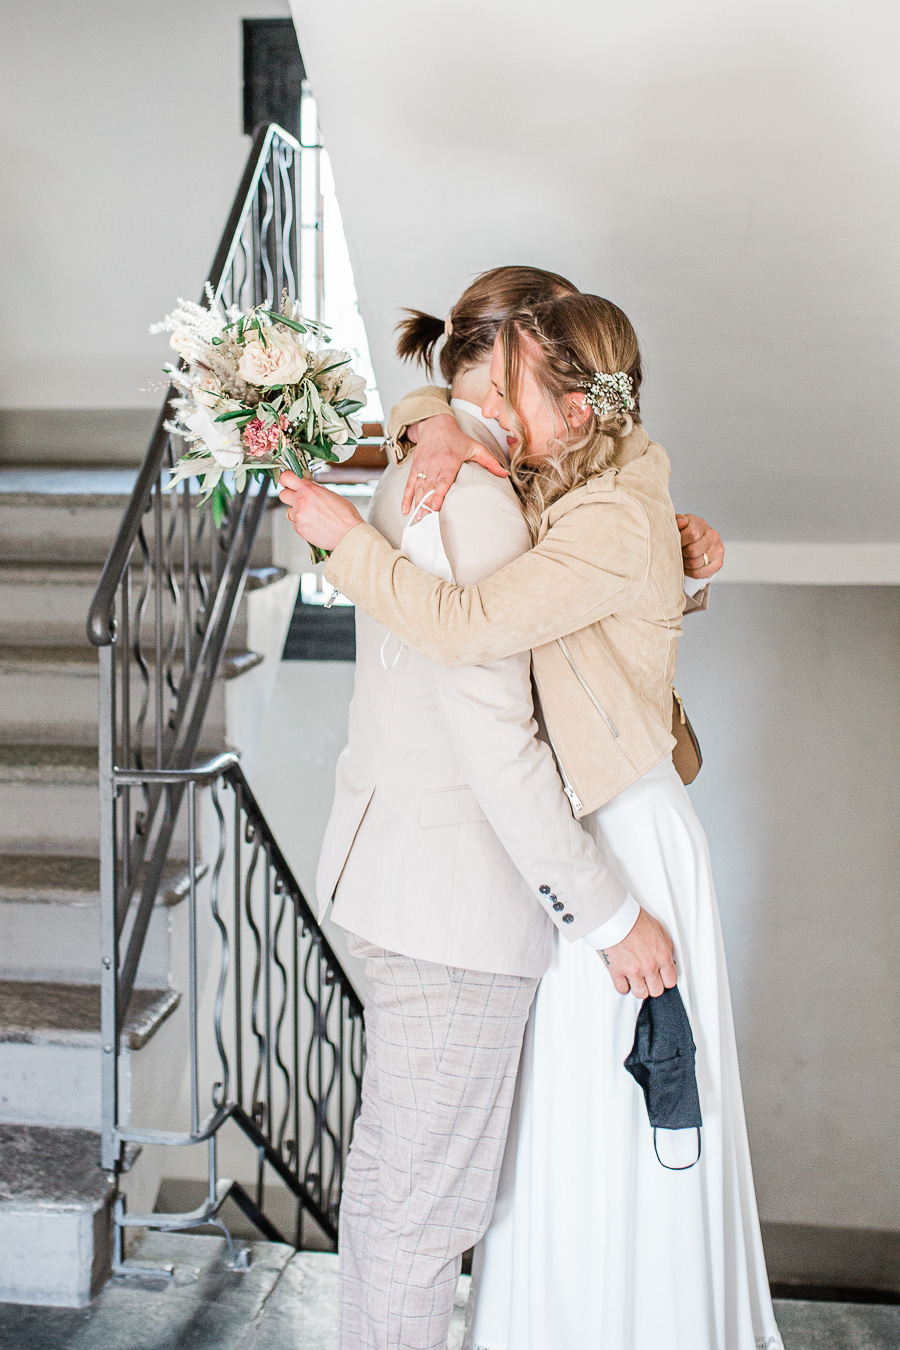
[0,407,157,468]
[0,560,286,649]
[0,1123,114,1307]
[0,467,277,566]
[0,646,261,746]
[0,855,197,985]
[0,744,101,853]
[0,853,195,906]
[0,980,180,1129]
[0,980,180,1051]
[0,743,225,853]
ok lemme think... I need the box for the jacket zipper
[543,722,584,813]
[556,637,621,739]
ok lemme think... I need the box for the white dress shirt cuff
[683,575,710,599]
[582,895,641,951]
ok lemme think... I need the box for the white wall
[677,585,900,1227]
[0,0,289,409]
[292,0,900,544]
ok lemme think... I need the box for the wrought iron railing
[87,123,364,1261]
[110,754,364,1266]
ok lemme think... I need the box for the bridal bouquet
[152,288,367,556]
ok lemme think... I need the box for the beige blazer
[316,411,629,979]
[326,413,687,817]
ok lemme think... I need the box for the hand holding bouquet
[153,288,368,559]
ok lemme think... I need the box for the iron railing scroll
[109,755,364,1264]
[87,124,364,1263]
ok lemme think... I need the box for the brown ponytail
[395,310,447,378]
[395,265,578,385]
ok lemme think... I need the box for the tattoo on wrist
[600,949,611,967]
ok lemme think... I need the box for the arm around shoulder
[324,492,650,666]
[387,385,452,447]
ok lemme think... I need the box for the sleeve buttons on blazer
[539,885,551,895]
[553,902,565,912]
[562,913,574,924]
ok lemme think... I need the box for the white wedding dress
[464,756,784,1350]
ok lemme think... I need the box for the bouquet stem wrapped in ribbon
[153,287,368,561]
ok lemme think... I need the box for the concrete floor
[0,1233,897,1349]
[0,1234,468,1350]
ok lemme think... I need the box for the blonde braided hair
[499,294,643,537]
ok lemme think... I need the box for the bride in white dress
[465,754,782,1350]
[455,304,782,1350]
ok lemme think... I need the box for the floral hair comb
[579,370,636,417]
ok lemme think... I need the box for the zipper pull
[563,784,584,813]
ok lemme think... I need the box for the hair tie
[579,370,635,417]
[444,314,454,339]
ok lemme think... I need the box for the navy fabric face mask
[624,984,702,1170]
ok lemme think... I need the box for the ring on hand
[703,552,709,566]
[416,472,427,479]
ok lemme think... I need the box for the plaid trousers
[339,936,538,1350]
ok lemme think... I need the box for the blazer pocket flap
[420,786,488,828]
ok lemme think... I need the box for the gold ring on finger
[703,552,709,566]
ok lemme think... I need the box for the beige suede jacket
[387,385,709,616]
[326,412,686,817]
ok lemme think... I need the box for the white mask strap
[381,489,442,670]
[410,487,438,524]
[380,631,405,671]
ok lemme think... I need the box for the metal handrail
[87,123,300,650]
[110,753,364,1264]
[87,121,365,1260]
[113,753,362,1018]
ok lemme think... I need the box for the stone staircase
[0,419,299,1306]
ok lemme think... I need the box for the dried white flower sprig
[579,370,636,418]
[152,287,367,558]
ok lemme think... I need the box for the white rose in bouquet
[184,406,243,468]
[337,369,368,407]
[169,330,203,361]
[237,333,309,387]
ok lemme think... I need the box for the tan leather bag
[671,689,703,785]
